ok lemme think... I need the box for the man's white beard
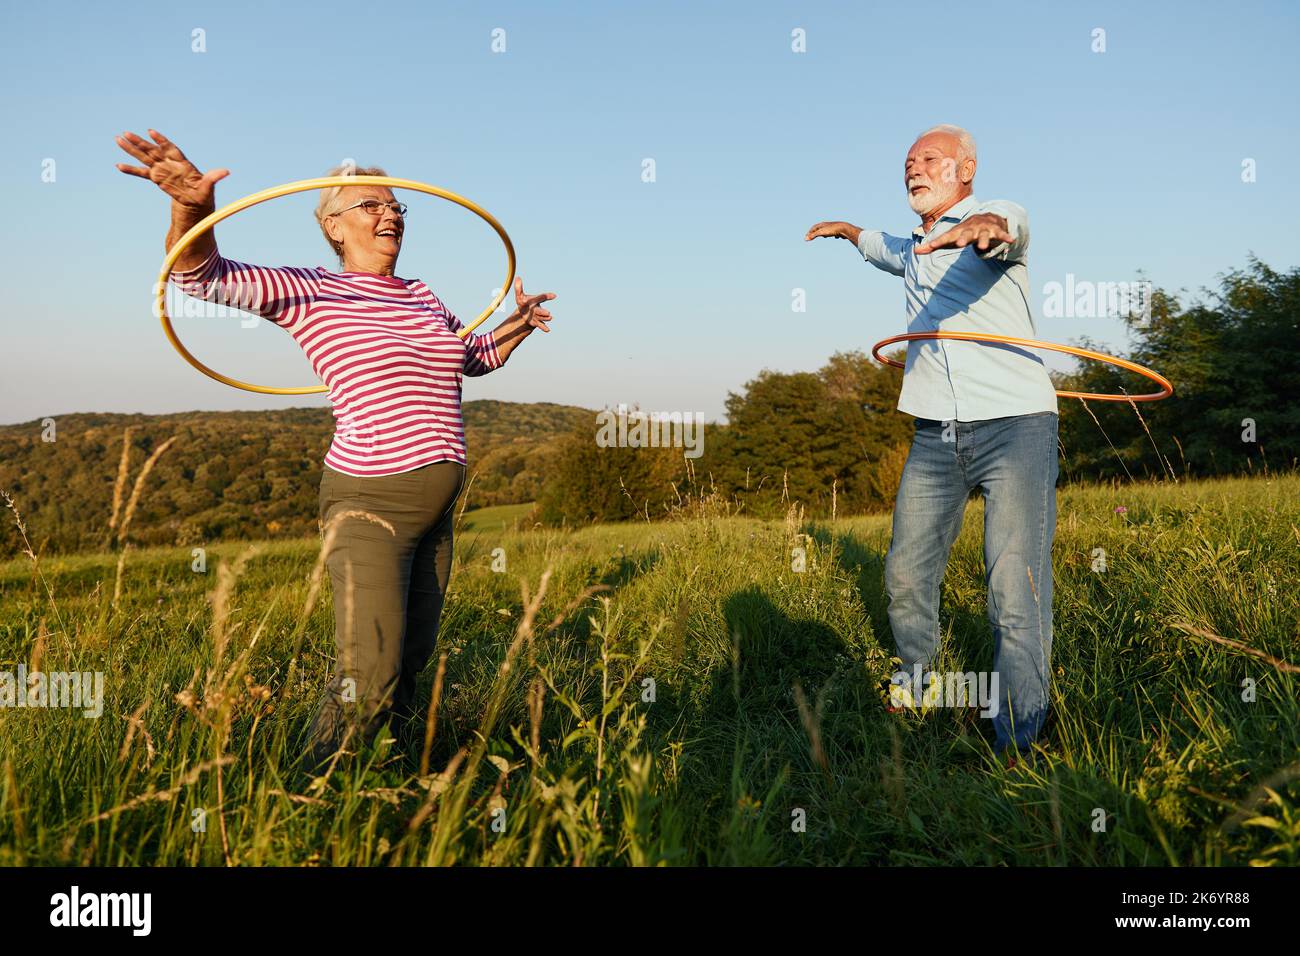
[907,177,958,217]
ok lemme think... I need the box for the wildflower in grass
[1114,506,1128,515]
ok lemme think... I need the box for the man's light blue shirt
[856,194,1057,422]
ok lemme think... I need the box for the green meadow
[0,474,1296,866]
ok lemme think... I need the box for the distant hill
[0,401,591,558]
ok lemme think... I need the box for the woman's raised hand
[513,277,556,333]
[114,129,229,208]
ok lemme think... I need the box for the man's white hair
[916,124,976,165]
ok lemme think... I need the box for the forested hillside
[0,401,589,557]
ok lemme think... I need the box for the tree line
[539,258,1298,524]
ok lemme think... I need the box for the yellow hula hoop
[153,175,516,395]
[871,331,1174,402]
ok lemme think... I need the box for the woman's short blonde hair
[314,163,388,263]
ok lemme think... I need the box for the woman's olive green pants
[302,460,466,768]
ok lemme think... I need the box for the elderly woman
[115,129,555,770]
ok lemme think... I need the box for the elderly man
[806,124,1058,761]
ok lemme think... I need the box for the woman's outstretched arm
[116,129,320,325]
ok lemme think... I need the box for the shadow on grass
[655,585,880,863]
[669,580,1145,863]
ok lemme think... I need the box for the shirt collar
[912,194,979,238]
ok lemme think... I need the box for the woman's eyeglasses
[332,199,408,218]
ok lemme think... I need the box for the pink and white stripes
[170,247,502,476]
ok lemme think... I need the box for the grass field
[0,474,1296,866]
[458,501,537,536]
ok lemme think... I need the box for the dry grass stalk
[1171,620,1300,674]
[107,426,134,536]
[1076,398,1135,482]
[118,696,156,766]
[114,435,178,547]
[793,680,831,781]
[110,542,132,607]
[195,542,270,867]
[453,471,478,531]
[110,434,179,607]
[264,789,329,806]
[207,545,262,687]
[28,620,46,687]
[402,745,469,840]
[77,756,235,827]
[528,676,545,766]
[2,490,67,637]
[419,653,449,778]
[1125,397,1178,483]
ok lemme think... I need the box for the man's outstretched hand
[914,213,1014,255]
[804,221,862,245]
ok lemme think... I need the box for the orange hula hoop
[870,331,1173,402]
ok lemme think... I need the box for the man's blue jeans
[884,412,1059,752]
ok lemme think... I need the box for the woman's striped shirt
[170,247,503,477]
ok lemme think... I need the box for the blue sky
[1,0,1297,425]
